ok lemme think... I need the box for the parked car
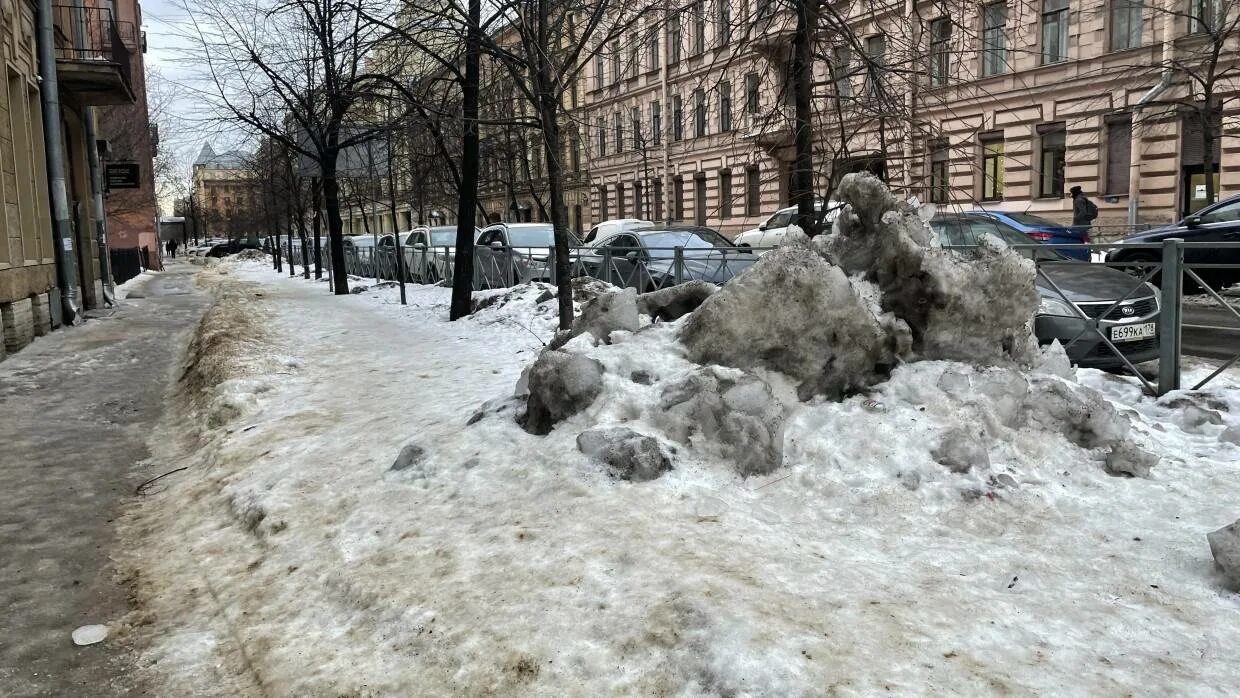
[968,209,1090,261]
[1106,194,1240,290]
[734,201,843,251]
[341,235,380,276]
[581,226,755,291]
[400,226,482,284]
[584,218,653,244]
[931,213,1160,369]
[475,223,583,288]
[205,239,265,258]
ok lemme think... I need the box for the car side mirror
[758,223,768,231]
[1186,215,1203,228]
[489,240,504,250]
[624,250,641,263]
[413,242,427,250]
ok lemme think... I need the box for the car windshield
[428,228,460,246]
[506,226,555,247]
[1004,212,1065,228]
[639,230,732,259]
[934,218,1067,261]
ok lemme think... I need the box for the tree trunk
[532,0,573,331]
[791,0,818,234]
[312,177,323,279]
[322,159,349,294]
[1202,103,1217,207]
[450,0,482,321]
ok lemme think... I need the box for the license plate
[1111,322,1156,342]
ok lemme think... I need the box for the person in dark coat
[168,239,179,258]
[1070,186,1098,228]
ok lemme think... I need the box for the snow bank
[119,252,1240,698]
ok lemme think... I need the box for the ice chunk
[932,427,990,473]
[519,350,605,435]
[72,624,108,646]
[1105,441,1158,478]
[576,427,672,481]
[1207,520,1240,589]
[636,281,716,321]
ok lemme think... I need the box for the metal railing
[282,238,1239,397]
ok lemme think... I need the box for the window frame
[693,88,707,138]
[1040,0,1070,65]
[980,133,1005,202]
[1037,123,1067,199]
[929,17,951,87]
[719,80,732,132]
[929,139,950,204]
[981,2,1008,77]
[745,72,760,114]
[719,170,733,219]
[1110,0,1143,50]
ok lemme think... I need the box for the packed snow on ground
[119,256,1240,697]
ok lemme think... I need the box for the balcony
[745,106,796,150]
[52,5,137,105]
[748,9,796,59]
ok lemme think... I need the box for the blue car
[968,210,1089,260]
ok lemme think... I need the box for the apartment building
[583,0,1239,237]
[193,143,259,239]
[2,0,139,359]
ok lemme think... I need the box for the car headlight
[1038,296,1076,317]
[1146,282,1161,308]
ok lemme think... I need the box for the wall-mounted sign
[105,162,141,190]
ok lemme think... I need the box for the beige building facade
[584,0,1239,238]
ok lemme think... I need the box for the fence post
[673,246,684,285]
[602,248,613,285]
[1157,237,1183,395]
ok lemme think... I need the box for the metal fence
[283,238,1240,398]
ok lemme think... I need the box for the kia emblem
[1121,305,1135,316]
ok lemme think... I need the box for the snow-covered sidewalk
[122,259,1240,696]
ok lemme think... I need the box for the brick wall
[2,296,34,354]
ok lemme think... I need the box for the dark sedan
[582,226,755,291]
[932,213,1161,369]
[1107,195,1240,290]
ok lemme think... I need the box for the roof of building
[194,142,248,169]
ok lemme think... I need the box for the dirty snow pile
[120,186,1240,696]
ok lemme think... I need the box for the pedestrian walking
[1070,186,1098,230]
[169,239,179,258]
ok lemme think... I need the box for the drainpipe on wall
[1126,0,1177,226]
[36,0,81,324]
[902,0,916,194]
[660,0,672,225]
[84,107,115,305]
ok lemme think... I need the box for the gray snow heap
[577,427,672,481]
[1207,520,1240,589]
[519,350,605,435]
[682,172,1039,401]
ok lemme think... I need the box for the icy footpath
[120,258,1240,697]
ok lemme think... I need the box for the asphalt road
[1183,304,1240,360]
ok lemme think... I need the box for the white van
[585,218,653,244]
[733,202,843,251]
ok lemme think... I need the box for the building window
[982,2,1008,76]
[929,18,951,86]
[981,133,1005,201]
[865,35,886,98]
[1111,0,1143,49]
[670,14,682,63]
[693,88,706,137]
[611,41,622,82]
[746,165,761,215]
[570,134,581,171]
[652,101,662,146]
[756,0,774,19]
[831,46,853,97]
[693,0,706,54]
[634,181,644,219]
[597,116,607,156]
[649,23,661,68]
[599,186,609,220]
[694,173,707,226]
[673,176,685,219]
[1038,122,1066,198]
[719,170,733,219]
[1193,0,1223,32]
[628,41,640,79]
[672,95,684,141]
[594,53,604,90]
[719,80,732,132]
[745,72,760,113]
[654,178,664,221]
[631,107,642,149]
[930,139,950,203]
[719,0,732,45]
[1041,0,1069,65]
[617,182,626,218]
[1105,114,1132,195]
